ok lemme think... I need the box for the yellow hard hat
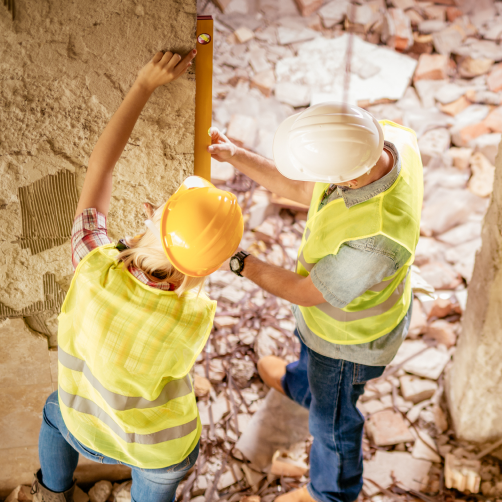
[160,176,243,277]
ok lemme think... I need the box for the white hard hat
[273,102,384,184]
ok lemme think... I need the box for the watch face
[230,257,240,271]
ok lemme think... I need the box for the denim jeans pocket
[352,363,385,385]
[67,433,105,463]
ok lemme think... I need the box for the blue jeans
[282,331,385,502]
[38,392,199,502]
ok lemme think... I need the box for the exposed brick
[414,54,448,81]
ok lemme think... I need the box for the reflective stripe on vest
[296,121,423,345]
[57,244,216,468]
[58,347,193,411]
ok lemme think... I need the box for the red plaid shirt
[71,208,175,291]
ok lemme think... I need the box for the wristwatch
[229,251,250,277]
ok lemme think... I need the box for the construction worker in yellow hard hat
[33,51,242,502]
[209,102,423,502]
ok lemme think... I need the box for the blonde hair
[116,204,206,297]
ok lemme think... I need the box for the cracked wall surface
[0,0,197,494]
[0,0,197,338]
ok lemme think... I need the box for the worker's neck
[351,148,393,189]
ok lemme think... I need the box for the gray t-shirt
[292,141,413,366]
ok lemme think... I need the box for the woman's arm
[75,50,196,217]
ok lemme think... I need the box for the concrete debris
[412,430,442,463]
[366,409,415,446]
[194,375,213,398]
[235,389,310,469]
[445,453,481,493]
[400,375,438,403]
[88,481,112,502]
[363,451,432,495]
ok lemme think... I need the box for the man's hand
[208,127,238,162]
[136,50,196,93]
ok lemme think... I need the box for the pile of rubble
[6,0,502,500]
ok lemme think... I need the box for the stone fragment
[440,96,471,117]
[433,26,464,55]
[230,358,256,386]
[217,463,244,490]
[434,83,468,104]
[407,10,425,27]
[414,54,448,81]
[318,0,349,28]
[420,187,487,235]
[445,453,481,493]
[234,26,255,43]
[366,409,415,446]
[363,451,432,495]
[400,375,438,403]
[5,485,33,502]
[468,152,496,198]
[465,89,501,106]
[277,25,320,45]
[250,70,276,98]
[88,481,112,502]
[419,261,462,290]
[418,19,447,34]
[382,8,414,51]
[417,128,451,164]
[249,48,272,74]
[446,6,463,22]
[412,431,442,463]
[454,39,502,61]
[427,297,461,319]
[447,147,472,170]
[194,375,212,398]
[426,320,457,348]
[409,299,428,337]
[468,133,502,164]
[294,0,323,17]
[454,122,491,147]
[346,3,375,25]
[271,449,309,477]
[241,465,265,489]
[226,114,257,149]
[363,399,386,414]
[198,393,229,425]
[433,404,448,432]
[236,390,310,469]
[487,63,502,92]
[402,346,451,380]
[483,106,502,133]
[274,82,311,107]
[459,57,495,78]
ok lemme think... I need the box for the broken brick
[366,409,415,446]
[400,375,438,404]
[455,122,492,146]
[459,57,494,78]
[234,27,255,44]
[440,96,471,116]
[294,0,323,17]
[383,8,414,51]
[250,69,276,97]
[414,54,449,81]
[426,320,457,348]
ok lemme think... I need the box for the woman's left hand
[136,50,196,93]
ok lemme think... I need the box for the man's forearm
[231,148,314,206]
[240,255,325,307]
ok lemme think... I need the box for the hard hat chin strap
[144,220,163,246]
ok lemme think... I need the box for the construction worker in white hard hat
[209,102,423,502]
[33,51,243,502]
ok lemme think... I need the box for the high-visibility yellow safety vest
[57,244,216,469]
[296,121,423,345]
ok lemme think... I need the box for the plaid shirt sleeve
[71,208,112,270]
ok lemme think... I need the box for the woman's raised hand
[136,50,196,93]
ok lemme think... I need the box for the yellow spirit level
[194,15,213,181]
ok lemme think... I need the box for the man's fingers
[208,143,232,155]
[152,51,163,64]
[209,127,231,144]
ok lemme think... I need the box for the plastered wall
[0,0,197,494]
[447,139,502,442]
